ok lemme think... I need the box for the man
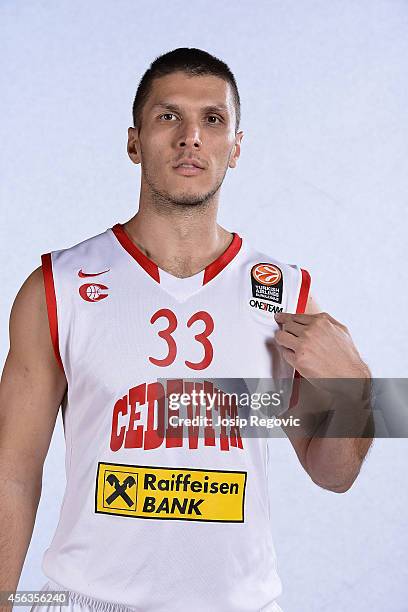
[0,48,373,612]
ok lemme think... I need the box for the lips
[174,158,205,169]
[173,165,204,176]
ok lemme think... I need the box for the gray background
[1,1,407,611]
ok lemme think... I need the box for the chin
[165,184,210,203]
[171,194,209,206]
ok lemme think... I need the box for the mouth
[173,164,205,176]
[172,158,206,176]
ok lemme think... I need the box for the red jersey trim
[203,233,242,285]
[289,267,312,410]
[111,224,160,282]
[296,268,311,314]
[41,253,65,374]
[111,223,242,286]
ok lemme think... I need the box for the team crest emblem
[79,283,109,302]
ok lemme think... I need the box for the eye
[207,115,222,124]
[158,113,222,124]
[159,113,178,121]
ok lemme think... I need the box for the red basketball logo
[79,283,109,302]
[252,264,281,286]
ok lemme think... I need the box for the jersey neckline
[110,222,243,288]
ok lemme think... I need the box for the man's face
[128,71,243,206]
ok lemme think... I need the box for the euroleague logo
[251,264,282,286]
[250,262,283,307]
[78,268,110,302]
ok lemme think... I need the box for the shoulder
[241,239,300,280]
[12,265,46,317]
[42,227,113,270]
[239,237,313,314]
[9,265,62,373]
[242,238,311,288]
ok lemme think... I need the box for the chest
[69,275,283,386]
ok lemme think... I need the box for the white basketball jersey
[40,223,311,612]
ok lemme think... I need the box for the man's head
[127,48,244,208]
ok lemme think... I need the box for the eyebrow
[150,102,229,115]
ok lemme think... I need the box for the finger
[275,312,315,325]
[275,329,300,351]
[277,345,296,368]
[280,319,306,338]
[321,311,344,328]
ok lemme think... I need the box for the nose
[177,121,202,149]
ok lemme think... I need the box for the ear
[228,131,244,169]
[127,127,141,165]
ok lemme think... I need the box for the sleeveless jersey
[40,223,311,612]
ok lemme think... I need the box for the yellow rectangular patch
[95,462,247,522]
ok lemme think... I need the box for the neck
[122,186,233,279]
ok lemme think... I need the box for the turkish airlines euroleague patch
[251,263,283,304]
[95,462,247,522]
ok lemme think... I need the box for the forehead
[145,71,235,114]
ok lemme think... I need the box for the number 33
[149,308,214,370]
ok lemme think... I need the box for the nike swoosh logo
[78,268,110,278]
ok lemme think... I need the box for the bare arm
[279,293,374,493]
[0,265,67,597]
[278,294,332,477]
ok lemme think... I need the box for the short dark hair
[132,47,241,134]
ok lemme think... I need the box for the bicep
[0,266,67,484]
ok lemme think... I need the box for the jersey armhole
[289,267,312,409]
[41,253,65,374]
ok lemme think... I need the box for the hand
[274,311,371,400]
